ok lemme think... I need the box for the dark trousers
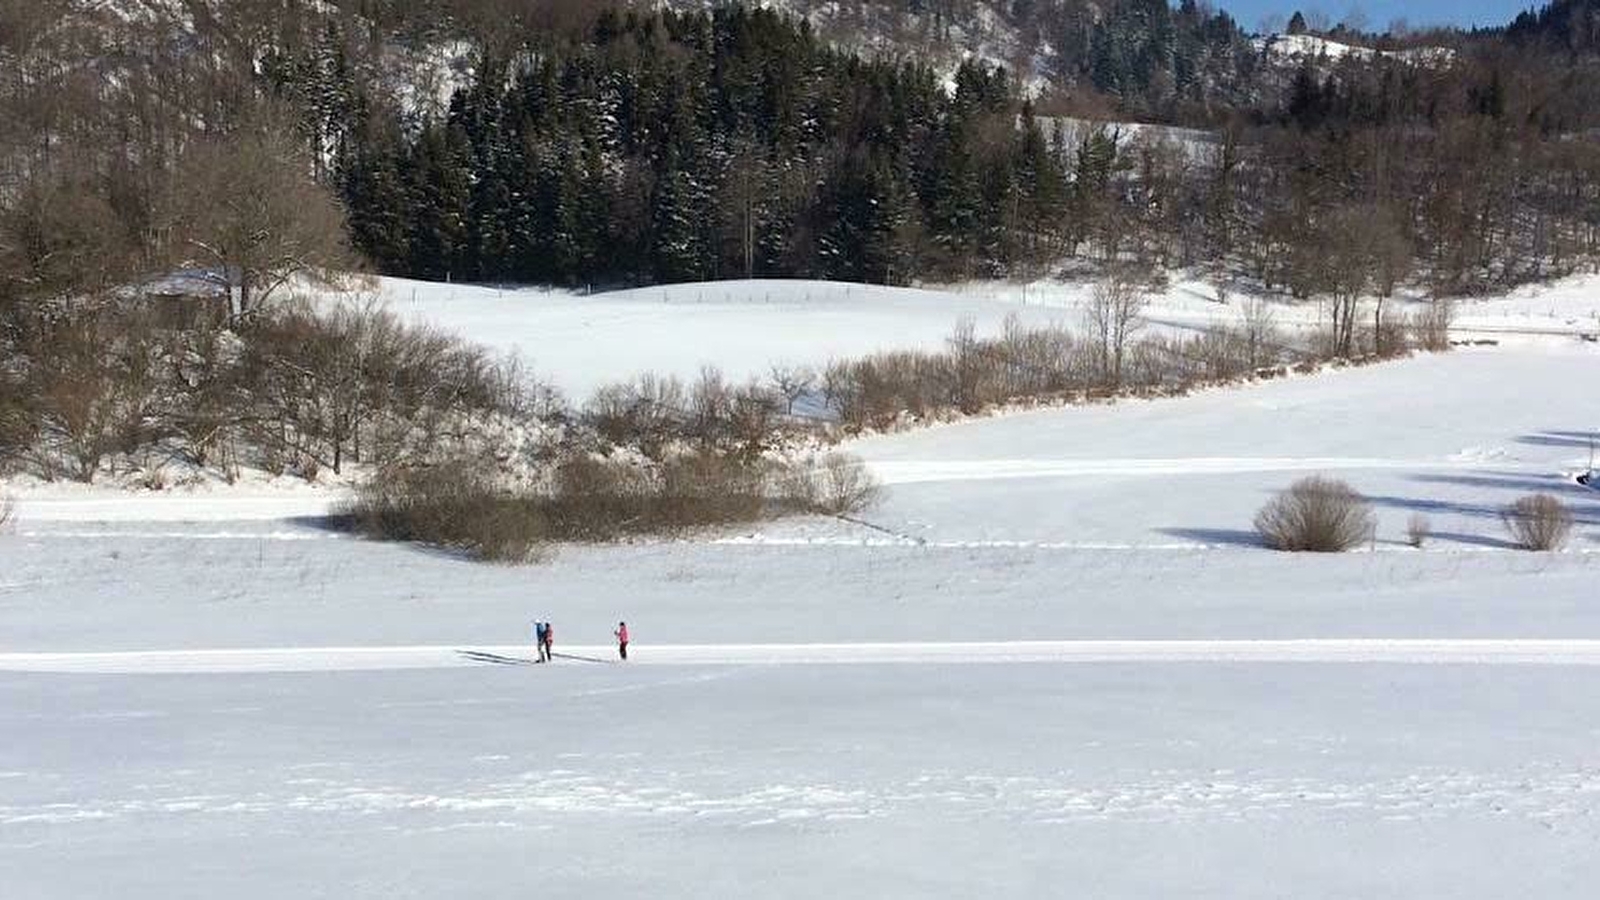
[619,642,628,661]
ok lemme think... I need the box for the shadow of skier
[457,650,536,666]
[551,651,613,664]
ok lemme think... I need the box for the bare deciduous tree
[1412,298,1455,351]
[162,125,351,319]
[1082,267,1148,387]
[1238,296,1280,370]
[30,310,165,483]
[767,363,815,416]
[0,178,139,302]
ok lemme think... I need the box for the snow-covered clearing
[5,275,1600,897]
[361,276,1078,400]
[1253,33,1456,66]
[347,273,1600,401]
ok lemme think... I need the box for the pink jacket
[616,626,629,644]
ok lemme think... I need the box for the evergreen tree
[406,124,473,281]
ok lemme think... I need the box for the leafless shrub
[1082,267,1148,387]
[824,350,947,431]
[236,301,529,476]
[0,378,40,476]
[585,368,782,458]
[1255,476,1376,552]
[1308,322,1343,361]
[1371,303,1411,358]
[801,452,883,515]
[994,314,1077,397]
[687,366,734,445]
[0,492,13,530]
[1238,297,1282,369]
[820,359,863,428]
[348,442,880,559]
[28,308,167,482]
[810,303,1389,437]
[1501,494,1574,551]
[535,451,785,540]
[1411,299,1454,352]
[1186,329,1251,381]
[947,317,1000,413]
[339,464,548,563]
[725,383,784,456]
[587,372,688,458]
[541,455,652,541]
[656,449,772,526]
[1406,513,1431,548]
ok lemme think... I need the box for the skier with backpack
[533,621,549,663]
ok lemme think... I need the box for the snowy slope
[1039,116,1222,165]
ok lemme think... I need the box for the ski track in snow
[866,457,1534,485]
[17,530,343,541]
[8,640,1600,674]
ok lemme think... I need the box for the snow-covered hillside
[675,0,1049,95]
[1254,32,1456,65]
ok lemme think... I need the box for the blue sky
[1214,0,1539,31]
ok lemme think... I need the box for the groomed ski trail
[865,458,1543,485]
[8,639,1600,674]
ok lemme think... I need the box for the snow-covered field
[362,277,1081,400]
[350,273,1600,402]
[6,664,1600,899]
[5,276,1600,898]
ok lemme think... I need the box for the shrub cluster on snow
[1254,481,1582,554]
[0,297,539,485]
[1,267,1475,562]
[1502,494,1575,552]
[1255,476,1376,552]
[819,280,1437,433]
[1,293,893,560]
[340,451,880,562]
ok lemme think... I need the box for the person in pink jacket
[614,622,629,661]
